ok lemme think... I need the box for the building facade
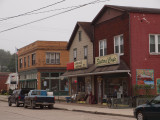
[18,41,69,95]
[62,22,94,103]
[0,72,9,92]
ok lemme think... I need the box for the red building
[0,72,10,92]
[92,5,160,101]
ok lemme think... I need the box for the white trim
[114,34,124,56]
[61,70,130,77]
[149,34,160,55]
[99,39,107,57]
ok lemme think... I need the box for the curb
[0,99,134,118]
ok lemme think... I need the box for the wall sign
[67,62,74,70]
[136,69,154,86]
[95,54,120,66]
[156,78,160,94]
[74,59,88,70]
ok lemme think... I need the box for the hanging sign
[95,54,120,66]
[74,59,88,70]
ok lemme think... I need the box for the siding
[69,27,93,64]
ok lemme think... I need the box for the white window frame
[73,48,77,61]
[149,34,160,55]
[84,46,88,59]
[114,34,124,55]
[99,39,107,57]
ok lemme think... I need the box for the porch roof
[61,60,130,77]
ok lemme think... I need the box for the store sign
[74,59,88,70]
[67,62,74,70]
[95,54,120,66]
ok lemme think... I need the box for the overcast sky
[0,0,160,54]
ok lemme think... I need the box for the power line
[0,0,108,33]
[0,0,66,21]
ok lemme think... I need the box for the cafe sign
[74,59,88,70]
[95,54,120,66]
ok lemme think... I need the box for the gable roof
[92,5,160,24]
[67,22,93,50]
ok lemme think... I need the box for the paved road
[0,101,135,120]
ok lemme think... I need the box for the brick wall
[0,73,9,91]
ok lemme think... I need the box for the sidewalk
[0,95,134,118]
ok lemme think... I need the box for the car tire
[137,111,145,120]
[16,100,19,107]
[48,105,54,109]
[8,100,12,106]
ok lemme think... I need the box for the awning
[61,60,130,77]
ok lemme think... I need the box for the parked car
[8,89,32,107]
[134,95,160,120]
[24,90,55,109]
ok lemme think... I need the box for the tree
[7,53,17,72]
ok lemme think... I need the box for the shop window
[84,46,88,59]
[19,58,23,68]
[51,73,59,77]
[114,34,124,55]
[73,48,77,61]
[149,34,160,54]
[32,53,36,65]
[46,52,60,64]
[41,73,49,77]
[99,39,107,56]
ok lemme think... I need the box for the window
[24,57,26,67]
[149,34,160,54]
[28,56,30,67]
[114,35,124,55]
[78,31,82,41]
[46,52,60,64]
[32,53,36,65]
[84,46,88,59]
[73,48,77,61]
[19,58,23,68]
[99,39,107,56]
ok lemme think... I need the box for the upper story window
[114,34,124,55]
[24,57,26,68]
[84,46,88,59]
[99,39,107,56]
[149,34,160,54]
[28,56,30,67]
[78,31,82,41]
[32,53,36,65]
[73,48,77,61]
[19,58,23,68]
[46,52,60,64]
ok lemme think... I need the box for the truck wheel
[31,101,35,109]
[8,100,12,106]
[16,100,19,107]
[24,102,27,108]
[48,105,53,109]
[40,105,44,109]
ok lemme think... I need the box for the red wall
[0,73,8,91]
[94,13,130,67]
[130,13,160,93]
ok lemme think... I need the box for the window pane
[120,36,123,45]
[115,46,119,53]
[100,49,103,56]
[150,35,155,52]
[120,45,124,53]
[115,37,119,46]
[100,41,103,49]
[51,53,55,64]
[56,53,60,64]
[84,46,87,59]
[104,48,107,55]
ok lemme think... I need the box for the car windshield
[151,96,160,104]
[31,91,47,96]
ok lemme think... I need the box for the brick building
[0,72,9,92]
[18,41,69,94]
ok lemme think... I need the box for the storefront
[40,72,69,96]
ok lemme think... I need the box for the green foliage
[133,84,153,98]
[0,49,16,72]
